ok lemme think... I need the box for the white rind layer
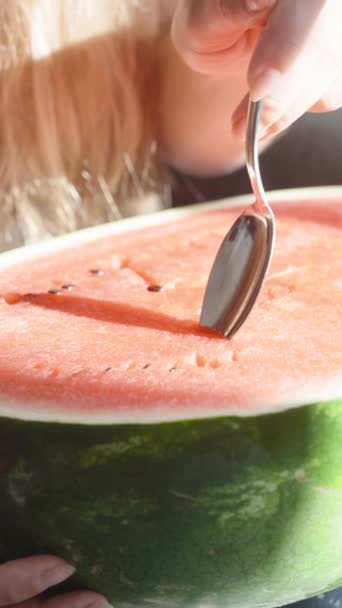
[0,377,341,425]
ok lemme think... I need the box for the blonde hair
[0,1,170,250]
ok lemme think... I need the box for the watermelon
[0,187,341,608]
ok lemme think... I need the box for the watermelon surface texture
[0,190,341,608]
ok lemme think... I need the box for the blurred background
[172,109,342,206]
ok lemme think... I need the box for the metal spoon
[199,99,276,338]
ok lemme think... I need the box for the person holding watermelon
[0,1,341,606]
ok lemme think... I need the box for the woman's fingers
[232,71,342,141]
[0,557,74,607]
[248,0,328,99]
[15,590,111,608]
[172,0,342,141]
[232,0,342,138]
[0,557,111,608]
[172,0,272,73]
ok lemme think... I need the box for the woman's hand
[0,556,110,607]
[172,0,342,140]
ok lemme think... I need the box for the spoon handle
[246,100,268,211]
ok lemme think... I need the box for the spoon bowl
[199,100,276,338]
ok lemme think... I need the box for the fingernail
[250,67,282,101]
[41,563,76,587]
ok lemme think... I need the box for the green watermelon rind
[1,399,342,608]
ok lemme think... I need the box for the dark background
[173,108,342,608]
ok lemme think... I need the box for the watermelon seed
[61,284,75,291]
[33,361,46,369]
[103,367,112,373]
[209,358,221,369]
[48,368,60,377]
[143,363,151,369]
[88,268,104,276]
[48,289,62,295]
[147,284,162,292]
[168,366,177,372]
[195,353,207,368]
[3,292,21,304]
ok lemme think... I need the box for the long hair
[0,1,169,250]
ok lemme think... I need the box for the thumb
[172,0,275,71]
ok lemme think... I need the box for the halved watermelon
[0,187,341,608]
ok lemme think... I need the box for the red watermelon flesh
[0,198,341,423]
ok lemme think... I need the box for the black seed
[103,367,112,373]
[61,284,75,291]
[143,363,151,369]
[168,366,177,372]
[24,293,36,297]
[147,285,162,292]
[48,289,62,295]
[88,269,104,276]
